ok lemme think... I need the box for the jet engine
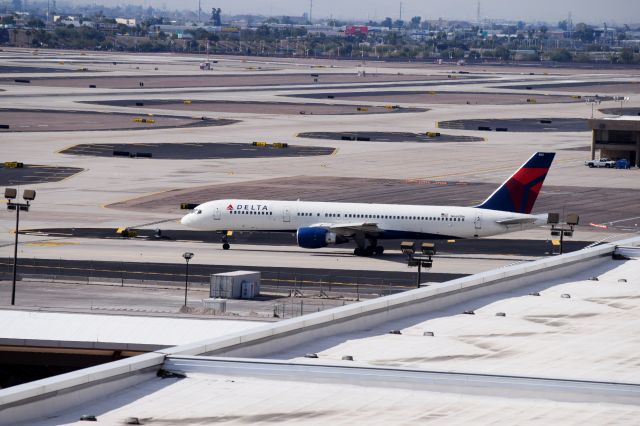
[296,227,338,249]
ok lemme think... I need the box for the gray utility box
[210,271,261,299]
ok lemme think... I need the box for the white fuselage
[181,199,547,239]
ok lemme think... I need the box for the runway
[21,228,592,256]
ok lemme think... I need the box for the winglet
[476,152,555,214]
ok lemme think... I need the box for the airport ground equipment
[4,187,36,305]
[211,271,261,299]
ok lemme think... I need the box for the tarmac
[1,48,640,423]
[0,47,638,312]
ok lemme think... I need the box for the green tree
[573,23,594,42]
[549,48,572,62]
[410,16,421,29]
[494,45,510,60]
[27,17,45,28]
[0,28,9,44]
[211,8,221,26]
[381,17,392,29]
[619,48,634,64]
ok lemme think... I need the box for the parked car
[585,158,617,168]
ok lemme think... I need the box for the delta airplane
[181,152,555,256]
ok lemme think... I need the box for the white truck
[585,158,617,168]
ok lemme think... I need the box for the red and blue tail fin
[476,152,555,214]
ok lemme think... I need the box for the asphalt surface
[297,131,483,143]
[0,164,84,186]
[0,108,238,132]
[288,90,580,105]
[0,73,451,89]
[0,65,70,73]
[80,100,425,115]
[59,142,335,160]
[502,81,640,93]
[438,118,590,132]
[21,228,591,256]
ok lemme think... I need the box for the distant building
[588,116,640,167]
[116,17,136,27]
[345,25,368,36]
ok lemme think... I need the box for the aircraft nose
[180,213,192,226]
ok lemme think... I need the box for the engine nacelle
[296,227,337,249]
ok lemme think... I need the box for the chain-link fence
[0,258,418,298]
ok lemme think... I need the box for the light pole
[586,96,601,119]
[612,95,630,115]
[5,188,36,306]
[401,242,436,287]
[182,252,194,307]
[548,213,579,255]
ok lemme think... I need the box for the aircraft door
[213,208,221,220]
[283,206,291,223]
[474,213,482,236]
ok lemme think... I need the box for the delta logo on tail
[476,152,554,214]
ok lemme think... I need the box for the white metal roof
[283,257,640,383]
[0,311,265,347]
[25,373,640,426]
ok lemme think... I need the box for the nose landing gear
[222,231,231,250]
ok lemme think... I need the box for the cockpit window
[196,209,203,214]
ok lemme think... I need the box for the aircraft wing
[311,222,382,236]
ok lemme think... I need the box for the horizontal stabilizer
[495,217,538,225]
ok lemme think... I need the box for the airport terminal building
[589,116,640,167]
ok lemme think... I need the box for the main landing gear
[353,239,384,257]
[222,233,230,250]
